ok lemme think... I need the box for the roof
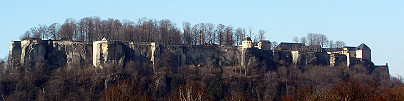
[243,37,252,41]
[342,46,356,51]
[343,46,356,48]
[323,48,343,52]
[22,38,42,40]
[279,42,303,45]
[375,63,388,68]
[259,40,271,42]
[274,42,304,51]
[357,43,370,50]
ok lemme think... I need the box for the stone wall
[49,41,92,68]
[20,39,46,67]
[9,39,92,69]
[8,39,365,71]
[8,41,21,68]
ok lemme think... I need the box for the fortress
[8,38,387,74]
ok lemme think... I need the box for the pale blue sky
[0,0,403,76]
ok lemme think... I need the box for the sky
[0,0,403,76]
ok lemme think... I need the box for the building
[274,42,304,51]
[356,43,371,61]
[241,37,252,49]
[257,40,271,50]
[323,43,372,67]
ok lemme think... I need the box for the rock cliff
[8,39,374,71]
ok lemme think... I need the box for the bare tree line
[21,17,266,46]
[293,33,346,48]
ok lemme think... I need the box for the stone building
[9,37,382,76]
[241,37,252,49]
[274,42,304,51]
[323,43,371,67]
[257,40,271,50]
[356,43,371,61]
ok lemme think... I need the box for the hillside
[0,17,403,100]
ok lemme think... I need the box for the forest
[20,17,260,46]
[20,17,346,49]
[0,56,403,100]
[0,17,402,100]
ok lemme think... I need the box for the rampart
[8,39,383,73]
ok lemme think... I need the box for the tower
[242,37,252,49]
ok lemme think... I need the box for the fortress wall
[20,39,46,67]
[93,41,126,68]
[183,45,219,65]
[8,39,363,71]
[8,40,249,69]
[154,45,219,67]
[8,41,21,68]
[126,42,153,58]
[218,46,241,66]
[291,51,299,64]
[8,40,93,68]
[149,45,241,67]
[50,41,92,68]
[314,52,330,66]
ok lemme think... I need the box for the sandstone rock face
[93,40,125,68]
[9,39,353,70]
[147,45,240,68]
[9,39,92,69]
[49,41,92,68]
[8,41,21,68]
[20,39,46,67]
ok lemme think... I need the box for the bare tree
[293,36,299,43]
[224,26,234,46]
[101,19,114,40]
[191,24,200,45]
[329,40,334,48]
[59,18,77,40]
[106,19,123,41]
[307,33,328,47]
[258,30,266,41]
[38,25,48,40]
[248,26,253,38]
[158,19,168,43]
[318,34,328,47]
[235,28,245,46]
[182,22,192,45]
[300,37,307,46]
[216,24,225,45]
[78,17,94,42]
[170,26,182,44]
[307,33,319,46]
[28,25,48,40]
[122,20,138,42]
[159,19,174,44]
[335,41,345,48]
[30,27,41,39]
[263,71,279,100]
[20,30,31,40]
[271,41,278,50]
[205,23,215,44]
[48,23,61,40]
[141,18,158,42]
